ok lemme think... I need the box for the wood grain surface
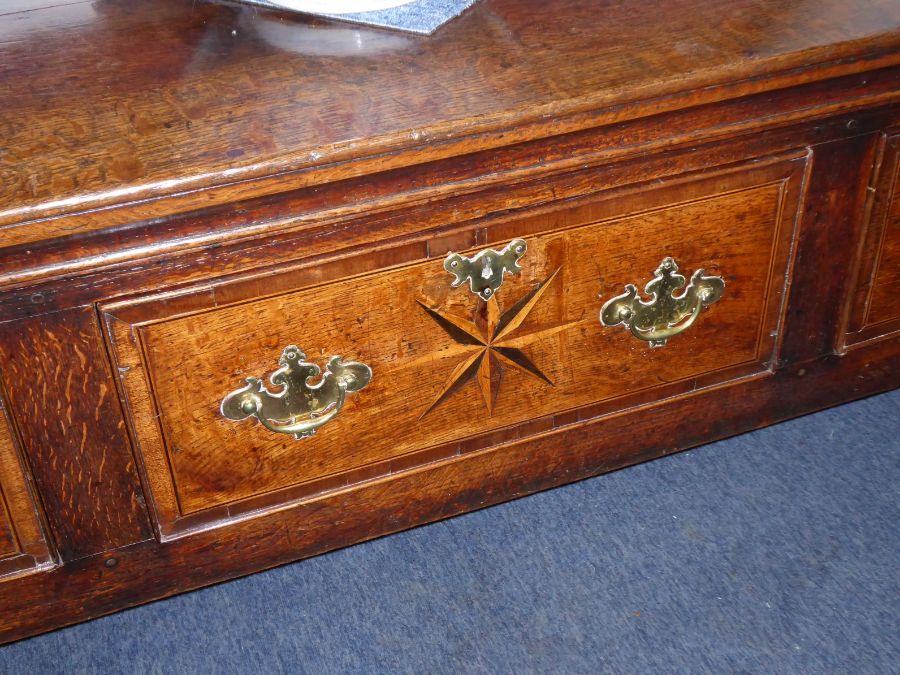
[865,153,900,326]
[5,101,898,298]
[0,310,152,560]
[850,132,900,338]
[0,0,897,644]
[0,382,54,580]
[778,134,882,364]
[1,329,897,644]
[842,131,900,348]
[1,0,899,245]
[103,154,805,535]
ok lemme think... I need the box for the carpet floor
[1,390,898,674]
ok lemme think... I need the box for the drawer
[103,153,806,538]
[0,387,54,580]
[844,131,900,348]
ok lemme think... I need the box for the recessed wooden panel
[844,132,900,348]
[104,155,805,537]
[0,383,54,581]
[868,197,900,324]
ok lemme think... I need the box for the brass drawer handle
[600,257,725,348]
[220,346,372,439]
[444,238,527,300]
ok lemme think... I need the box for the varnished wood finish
[0,336,896,643]
[0,0,897,643]
[2,0,900,247]
[779,135,882,363]
[2,104,894,306]
[104,153,804,537]
[843,130,900,348]
[0,384,54,580]
[0,311,152,560]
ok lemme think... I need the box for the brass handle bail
[220,345,372,439]
[600,257,725,347]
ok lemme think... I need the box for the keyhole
[481,259,493,280]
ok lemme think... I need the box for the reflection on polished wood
[0,0,897,646]
[1,0,900,247]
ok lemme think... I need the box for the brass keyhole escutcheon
[443,239,527,301]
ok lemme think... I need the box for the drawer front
[104,154,805,537]
[845,132,900,347]
[0,386,53,580]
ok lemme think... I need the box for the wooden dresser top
[2,0,900,247]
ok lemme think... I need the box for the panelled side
[843,131,900,348]
[0,380,54,580]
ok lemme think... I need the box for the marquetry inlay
[418,268,579,417]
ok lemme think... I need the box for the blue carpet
[1,390,898,674]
